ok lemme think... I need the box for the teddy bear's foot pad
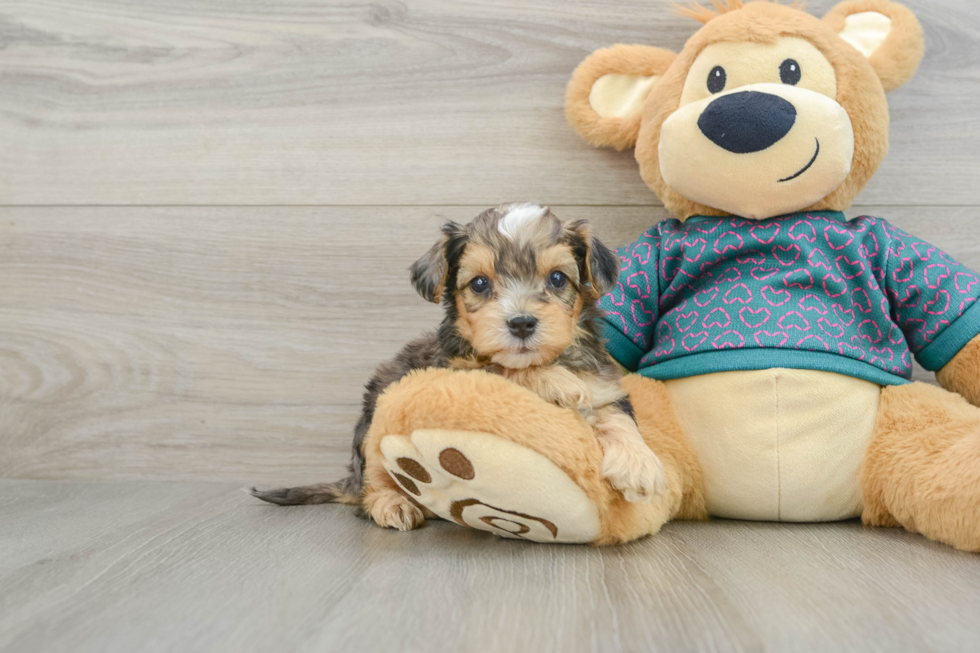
[380,430,601,543]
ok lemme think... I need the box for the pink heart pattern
[599,213,980,382]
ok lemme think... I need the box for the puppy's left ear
[410,222,464,304]
[567,220,620,298]
[823,0,924,92]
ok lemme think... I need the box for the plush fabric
[862,381,980,552]
[380,428,604,543]
[659,83,856,219]
[937,335,980,406]
[566,1,904,220]
[822,0,924,92]
[565,45,677,151]
[589,74,660,119]
[666,368,880,521]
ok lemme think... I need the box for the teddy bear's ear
[566,45,676,150]
[823,0,924,92]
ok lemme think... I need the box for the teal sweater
[600,212,980,385]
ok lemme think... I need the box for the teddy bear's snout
[697,91,798,154]
[658,82,854,220]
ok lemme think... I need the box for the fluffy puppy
[251,203,666,529]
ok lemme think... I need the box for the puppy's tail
[248,478,360,506]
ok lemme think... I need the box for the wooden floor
[2,0,980,483]
[2,0,980,650]
[1,479,979,653]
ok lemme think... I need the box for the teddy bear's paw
[601,440,668,504]
[367,490,426,531]
[378,430,602,543]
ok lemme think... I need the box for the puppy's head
[411,203,618,369]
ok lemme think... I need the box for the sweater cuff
[601,320,646,372]
[917,299,980,371]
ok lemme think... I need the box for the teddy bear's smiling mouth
[778,138,820,183]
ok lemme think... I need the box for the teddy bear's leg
[361,368,700,544]
[361,367,620,541]
[620,374,709,522]
[861,382,980,552]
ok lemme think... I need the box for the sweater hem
[601,321,646,372]
[636,349,910,386]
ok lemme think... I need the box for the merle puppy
[252,203,666,530]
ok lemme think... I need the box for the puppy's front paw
[368,491,425,531]
[551,389,590,413]
[601,442,668,503]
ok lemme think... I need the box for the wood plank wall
[1,0,978,483]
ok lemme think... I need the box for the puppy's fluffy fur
[252,204,666,528]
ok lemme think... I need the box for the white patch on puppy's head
[497,203,548,241]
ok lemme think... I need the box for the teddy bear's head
[566,0,924,220]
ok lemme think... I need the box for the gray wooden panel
[1,480,978,653]
[680,521,980,652]
[0,0,977,206]
[1,205,977,483]
[0,205,652,483]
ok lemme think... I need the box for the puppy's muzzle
[507,315,538,340]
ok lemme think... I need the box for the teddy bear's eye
[779,59,801,85]
[707,65,726,93]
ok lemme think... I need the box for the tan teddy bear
[355,0,980,551]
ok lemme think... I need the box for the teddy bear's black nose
[698,91,797,154]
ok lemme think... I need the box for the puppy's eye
[469,276,491,293]
[779,59,801,85]
[707,66,726,94]
[548,271,568,289]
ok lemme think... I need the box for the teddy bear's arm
[936,334,980,406]
[876,222,980,380]
[598,234,663,372]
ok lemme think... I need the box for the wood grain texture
[0,0,977,206]
[3,1,980,650]
[1,205,978,483]
[1,480,978,653]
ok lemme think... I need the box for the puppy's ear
[567,220,620,298]
[410,221,464,304]
[587,237,621,298]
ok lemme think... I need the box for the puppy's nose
[507,315,537,339]
[698,91,796,154]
